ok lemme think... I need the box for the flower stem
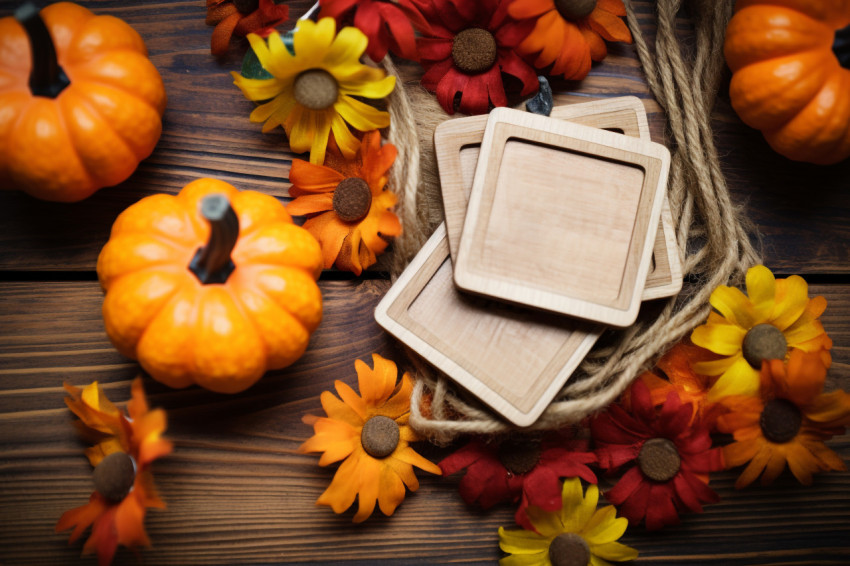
[15,3,70,98]
[835,25,850,69]
[189,194,239,285]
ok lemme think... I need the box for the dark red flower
[206,0,289,56]
[439,432,597,529]
[416,0,538,115]
[319,0,431,62]
[591,381,724,530]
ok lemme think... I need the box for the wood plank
[1,282,849,564]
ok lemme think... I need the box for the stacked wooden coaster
[376,97,680,426]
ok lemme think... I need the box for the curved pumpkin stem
[835,25,850,69]
[15,3,70,98]
[189,194,239,285]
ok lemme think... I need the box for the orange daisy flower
[299,353,441,522]
[286,130,402,275]
[56,379,172,566]
[718,350,850,488]
[508,0,633,80]
[638,342,726,426]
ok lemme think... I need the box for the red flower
[591,381,724,530]
[438,432,597,530]
[319,0,431,62]
[416,0,538,115]
[206,0,289,56]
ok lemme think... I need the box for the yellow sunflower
[499,477,638,566]
[691,265,832,402]
[231,18,396,164]
[299,353,441,522]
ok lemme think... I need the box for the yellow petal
[331,114,360,158]
[526,505,565,539]
[707,356,760,401]
[288,106,315,154]
[772,276,809,330]
[693,354,737,377]
[745,265,776,322]
[710,285,756,329]
[339,74,396,99]
[691,322,746,356]
[591,541,639,562]
[324,25,369,66]
[335,96,391,132]
[232,72,286,102]
[498,526,551,554]
[500,553,550,566]
[295,18,336,63]
[560,480,595,533]
[309,111,333,165]
[582,506,627,545]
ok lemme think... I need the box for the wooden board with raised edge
[375,224,602,426]
[454,108,671,327]
[435,97,682,301]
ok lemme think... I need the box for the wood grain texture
[376,225,601,426]
[434,97,682,302]
[1,283,849,565]
[454,109,670,327]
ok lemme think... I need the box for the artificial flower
[287,130,401,274]
[498,477,638,566]
[718,349,850,488]
[56,379,172,566]
[299,353,441,522]
[319,0,431,61]
[232,18,396,164]
[206,0,290,56]
[637,341,724,426]
[439,432,597,529]
[417,0,538,115]
[691,265,833,401]
[591,381,724,530]
[508,0,633,80]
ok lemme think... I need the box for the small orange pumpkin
[97,178,324,394]
[724,0,850,164]
[0,2,167,201]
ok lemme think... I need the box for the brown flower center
[498,439,541,476]
[451,28,498,74]
[742,324,787,369]
[93,451,136,502]
[637,438,681,482]
[760,398,802,444]
[361,415,400,459]
[548,532,591,566]
[333,177,372,222]
[554,0,598,20]
[234,0,259,14]
[293,69,339,111]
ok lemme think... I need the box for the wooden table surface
[1,1,849,564]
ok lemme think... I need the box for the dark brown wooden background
[1,1,849,564]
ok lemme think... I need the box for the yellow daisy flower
[499,478,638,566]
[231,18,396,164]
[692,265,832,402]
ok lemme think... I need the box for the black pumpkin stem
[15,2,70,98]
[835,25,850,69]
[189,194,239,285]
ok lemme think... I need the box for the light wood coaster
[435,97,682,301]
[375,223,602,427]
[453,107,672,327]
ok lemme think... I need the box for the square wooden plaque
[435,97,682,301]
[453,107,671,327]
[375,223,602,426]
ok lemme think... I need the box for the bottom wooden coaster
[375,224,601,427]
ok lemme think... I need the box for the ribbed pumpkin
[0,2,166,201]
[724,0,850,164]
[97,178,324,394]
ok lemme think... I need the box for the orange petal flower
[299,353,441,522]
[508,0,633,80]
[56,379,172,566]
[717,350,850,488]
[637,342,726,426]
[287,130,402,275]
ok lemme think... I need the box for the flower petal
[745,265,777,322]
[772,276,809,330]
[691,322,746,356]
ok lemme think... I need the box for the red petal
[319,0,359,20]
[522,466,563,511]
[644,483,680,530]
[498,49,539,97]
[418,37,453,62]
[436,68,471,115]
[379,3,420,60]
[421,58,454,91]
[354,1,385,60]
[438,440,489,475]
[458,75,491,115]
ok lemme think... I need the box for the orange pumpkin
[724,0,850,164]
[97,178,324,394]
[0,2,166,201]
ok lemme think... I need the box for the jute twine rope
[381,0,761,444]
